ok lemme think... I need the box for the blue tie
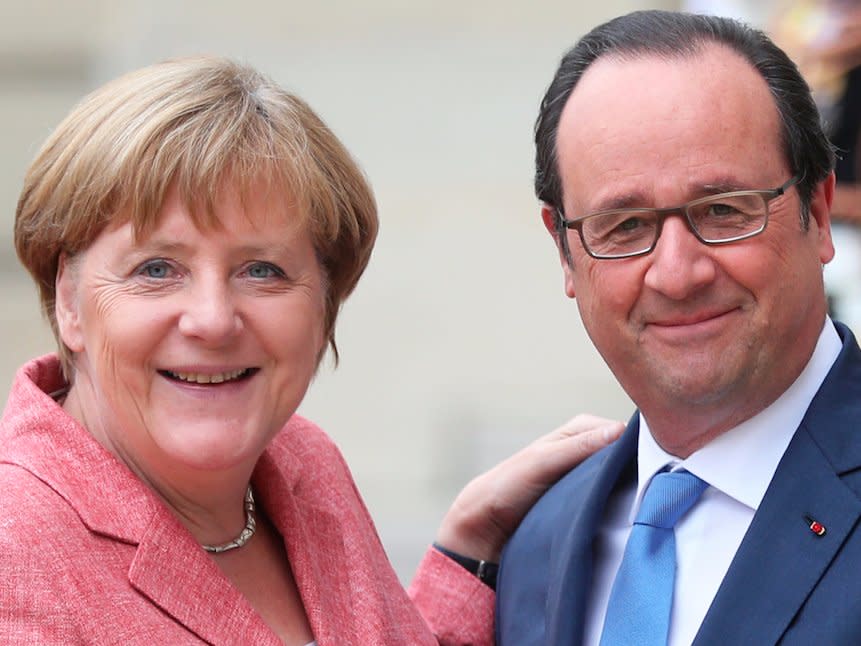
[599,470,708,646]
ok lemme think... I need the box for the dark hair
[535,10,835,227]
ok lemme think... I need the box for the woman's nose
[177,278,243,344]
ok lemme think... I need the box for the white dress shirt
[583,319,842,646]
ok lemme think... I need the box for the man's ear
[541,204,576,299]
[809,171,835,265]
[55,253,84,353]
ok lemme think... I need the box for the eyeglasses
[556,175,801,260]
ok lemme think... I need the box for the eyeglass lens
[579,192,768,257]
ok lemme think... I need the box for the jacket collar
[1,355,160,545]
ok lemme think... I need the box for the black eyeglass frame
[554,174,802,261]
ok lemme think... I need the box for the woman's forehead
[125,173,309,241]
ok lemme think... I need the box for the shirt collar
[633,317,841,521]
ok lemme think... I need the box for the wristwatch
[432,542,499,590]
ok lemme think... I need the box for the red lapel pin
[804,515,826,536]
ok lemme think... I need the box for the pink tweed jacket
[0,355,494,645]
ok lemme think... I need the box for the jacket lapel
[694,429,861,645]
[253,428,438,646]
[253,447,360,646]
[545,417,639,645]
[129,513,280,645]
[695,323,861,645]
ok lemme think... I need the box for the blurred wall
[0,0,681,578]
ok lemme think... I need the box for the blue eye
[247,262,283,279]
[140,260,172,279]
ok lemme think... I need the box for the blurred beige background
[0,0,695,579]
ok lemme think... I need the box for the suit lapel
[545,418,639,645]
[695,323,861,645]
[694,429,861,645]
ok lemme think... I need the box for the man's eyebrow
[694,172,756,193]
[588,193,650,213]
[583,178,751,213]
[700,182,747,194]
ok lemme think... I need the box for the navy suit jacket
[497,322,861,645]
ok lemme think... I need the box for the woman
[1,56,621,645]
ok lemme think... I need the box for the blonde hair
[15,56,377,375]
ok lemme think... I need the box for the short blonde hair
[15,56,377,375]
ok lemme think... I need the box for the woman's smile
[57,180,327,475]
[160,367,258,385]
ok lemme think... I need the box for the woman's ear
[55,253,84,353]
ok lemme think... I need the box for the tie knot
[635,470,708,529]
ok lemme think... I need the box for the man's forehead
[554,44,786,208]
[565,43,768,110]
[560,45,781,147]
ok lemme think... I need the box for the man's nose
[643,214,716,300]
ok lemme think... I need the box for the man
[497,10,861,645]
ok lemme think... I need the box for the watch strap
[432,542,499,590]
